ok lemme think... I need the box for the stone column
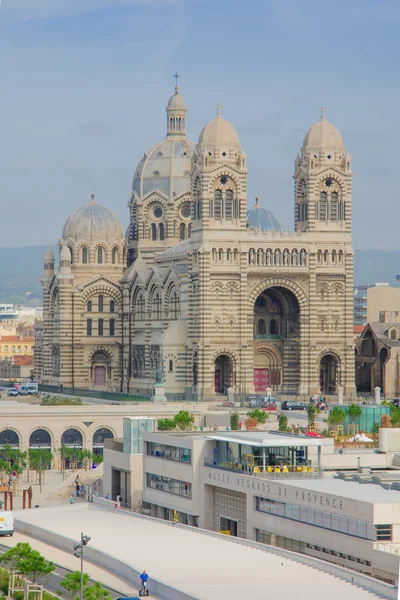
[374,386,381,405]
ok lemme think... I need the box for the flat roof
[205,431,327,447]
[286,476,400,503]
[14,505,384,600]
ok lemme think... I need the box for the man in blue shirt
[140,571,149,593]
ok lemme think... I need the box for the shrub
[278,414,288,432]
[174,410,194,431]
[326,407,346,429]
[230,412,239,431]
[306,404,318,428]
[247,409,269,424]
[390,406,400,427]
[156,418,176,431]
[346,403,363,424]
[381,413,392,428]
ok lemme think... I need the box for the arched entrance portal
[0,429,19,448]
[253,286,300,391]
[379,348,389,395]
[93,428,114,456]
[254,348,281,392]
[320,354,339,393]
[91,351,111,387]
[214,354,234,394]
[29,429,51,449]
[61,428,83,448]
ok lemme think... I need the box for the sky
[0,0,399,249]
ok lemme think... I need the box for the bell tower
[294,107,352,234]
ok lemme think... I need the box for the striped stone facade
[36,90,355,400]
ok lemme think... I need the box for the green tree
[306,404,318,428]
[346,403,363,425]
[28,449,53,471]
[60,571,89,600]
[390,406,400,427]
[247,409,269,424]
[83,582,111,600]
[326,407,346,430]
[230,411,239,431]
[173,410,194,431]
[0,543,54,583]
[156,418,176,431]
[278,414,288,432]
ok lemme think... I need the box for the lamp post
[73,532,91,600]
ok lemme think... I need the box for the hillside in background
[0,246,399,304]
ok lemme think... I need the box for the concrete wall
[103,448,143,509]
[380,428,400,453]
[15,509,198,600]
[367,286,400,323]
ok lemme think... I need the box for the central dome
[246,198,286,232]
[132,137,195,200]
[198,115,240,146]
[62,197,124,243]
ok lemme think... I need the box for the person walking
[74,476,80,497]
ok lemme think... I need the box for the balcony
[204,458,324,479]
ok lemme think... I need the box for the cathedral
[35,84,355,400]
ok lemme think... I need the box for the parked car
[392,398,400,407]
[7,388,18,397]
[280,400,307,411]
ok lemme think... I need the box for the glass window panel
[300,507,308,522]
[307,509,315,525]
[331,515,340,531]
[277,503,285,517]
[314,510,323,526]
[285,504,293,519]
[357,521,367,538]
[367,523,375,540]
[292,505,300,520]
[349,518,358,536]
[339,516,349,534]
[323,513,331,529]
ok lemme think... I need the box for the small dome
[303,118,343,148]
[167,87,186,110]
[246,198,286,232]
[59,243,71,262]
[44,247,54,262]
[62,197,124,243]
[198,115,240,146]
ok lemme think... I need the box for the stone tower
[126,85,195,266]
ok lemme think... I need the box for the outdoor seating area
[204,458,323,479]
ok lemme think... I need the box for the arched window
[159,223,165,241]
[319,192,327,221]
[330,192,338,221]
[227,249,232,263]
[97,247,103,264]
[98,295,104,312]
[4,346,8,353]
[112,247,118,264]
[169,360,173,373]
[390,328,398,340]
[109,319,115,337]
[170,291,180,319]
[225,190,234,219]
[212,249,217,262]
[152,292,161,319]
[179,223,186,241]
[151,223,157,241]
[234,249,238,262]
[188,223,192,238]
[269,319,277,335]
[324,250,328,263]
[218,249,223,262]
[110,300,115,313]
[98,319,104,336]
[87,300,92,312]
[317,250,322,263]
[338,250,343,264]
[332,250,337,263]
[87,319,92,336]
[257,320,266,335]
[69,247,73,264]
[136,294,145,320]
[214,190,222,218]
[82,247,88,264]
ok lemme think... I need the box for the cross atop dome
[216,102,222,117]
[173,71,181,93]
[320,106,327,121]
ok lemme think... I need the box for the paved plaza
[13,504,389,599]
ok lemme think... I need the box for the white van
[0,512,14,536]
